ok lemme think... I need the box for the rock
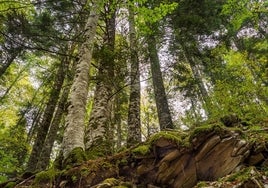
[247,153,265,166]
[160,149,181,163]
[196,136,248,180]
[172,154,197,188]
[195,135,221,161]
[154,137,174,148]
[262,159,268,167]
[156,152,197,188]
[14,124,268,188]
[232,139,249,157]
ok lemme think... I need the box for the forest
[0,0,267,187]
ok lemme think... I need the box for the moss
[80,166,90,177]
[189,123,224,141]
[34,168,59,184]
[93,178,121,188]
[249,125,263,131]
[132,145,150,156]
[63,147,87,168]
[103,178,120,185]
[195,181,209,187]
[71,175,78,183]
[102,161,114,169]
[53,150,64,170]
[224,167,254,182]
[86,140,113,160]
[118,158,128,166]
[149,131,183,145]
[86,146,106,160]
[4,182,16,188]
[118,181,133,188]
[244,124,268,145]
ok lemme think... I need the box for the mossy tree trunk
[127,2,142,147]
[84,1,116,157]
[62,2,99,160]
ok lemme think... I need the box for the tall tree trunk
[182,49,212,117]
[26,103,44,143]
[62,2,99,159]
[85,81,112,156]
[127,3,141,147]
[36,69,71,171]
[147,33,174,130]
[26,59,66,172]
[84,1,116,157]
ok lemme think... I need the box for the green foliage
[207,46,268,122]
[0,122,30,182]
[221,0,266,33]
[0,0,35,19]
[0,0,267,185]
[133,1,178,35]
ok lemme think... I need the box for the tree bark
[127,3,141,147]
[36,76,71,171]
[85,2,116,156]
[26,59,65,172]
[147,33,174,130]
[62,2,99,159]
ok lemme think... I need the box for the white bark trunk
[62,2,99,159]
[127,3,141,146]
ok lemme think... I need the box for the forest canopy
[0,0,267,185]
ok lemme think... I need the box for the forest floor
[2,117,268,188]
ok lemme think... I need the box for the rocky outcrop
[132,126,251,187]
[5,123,268,188]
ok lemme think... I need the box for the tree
[133,1,177,130]
[84,0,116,157]
[62,1,100,160]
[127,1,142,146]
[26,59,66,172]
[0,1,34,78]
[35,49,75,171]
[147,24,174,130]
[1,1,268,185]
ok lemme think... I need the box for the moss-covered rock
[149,131,185,145]
[9,118,268,188]
[132,145,150,156]
[34,168,59,184]
[189,123,224,140]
